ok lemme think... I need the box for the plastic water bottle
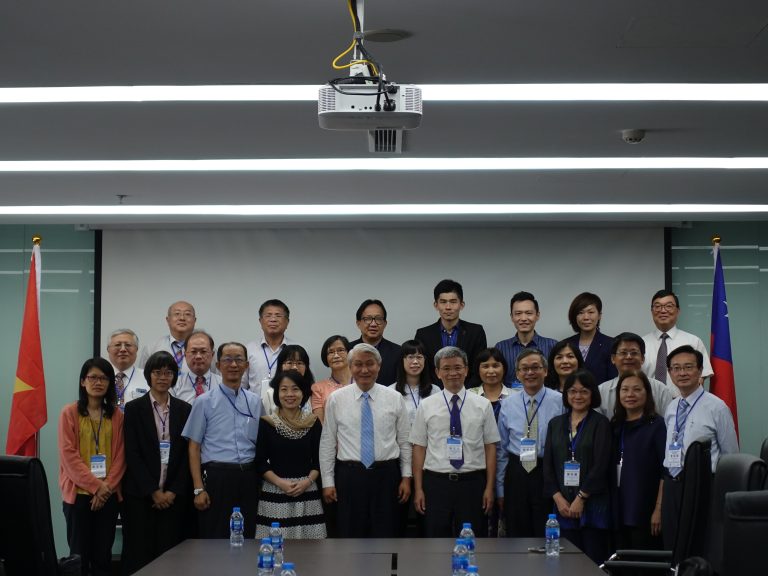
[466,567,479,576]
[459,523,476,566]
[280,562,297,576]
[270,522,284,568]
[451,538,469,576]
[545,514,560,557]
[258,537,275,576]
[229,507,244,547]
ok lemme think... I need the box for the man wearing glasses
[182,342,261,538]
[173,330,222,404]
[245,299,296,396]
[139,300,197,369]
[642,290,713,384]
[350,299,401,386]
[496,349,564,537]
[661,345,738,549]
[107,328,149,411]
[598,332,676,417]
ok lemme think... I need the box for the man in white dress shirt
[244,299,296,395]
[319,343,412,537]
[107,328,148,411]
[139,301,197,368]
[642,290,713,384]
[410,346,500,537]
[173,330,222,404]
[661,345,738,549]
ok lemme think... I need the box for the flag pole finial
[32,235,42,246]
[712,234,721,245]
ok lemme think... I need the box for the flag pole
[32,235,42,458]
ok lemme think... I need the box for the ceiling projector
[318,83,422,130]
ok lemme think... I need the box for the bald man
[139,301,197,368]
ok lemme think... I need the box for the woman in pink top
[58,357,125,576]
[310,335,353,424]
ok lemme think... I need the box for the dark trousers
[62,494,119,576]
[661,473,684,550]
[335,459,400,538]
[562,527,612,565]
[503,455,550,538]
[121,494,186,575]
[423,470,488,538]
[199,462,260,539]
[615,524,663,551]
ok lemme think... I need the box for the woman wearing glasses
[543,369,611,564]
[390,340,440,426]
[58,357,125,576]
[261,345,315,416]
[122,351,192,574]
[311,335,353,425]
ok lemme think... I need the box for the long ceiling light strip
[1,84,768,103]
[2,205,768,216]
[0,158,767,172]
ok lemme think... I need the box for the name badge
[520,437,537,462]
[668,442,683,468]
[159,441,171,464]
[133,388,148,399]
[261,378,271,390]
[446,436,463,461]
[564,460,581,487]
[91,454,107,479]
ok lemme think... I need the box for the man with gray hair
[410,346,500,537]
[319,343,412,537]
[107,328,148,411]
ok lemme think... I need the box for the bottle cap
[272,522,281,527]
[233,507,240,512]
[283,563,295,570]
[261,538,272,544]
[467,567,479,574]
[548,513,556,519]
[462,523,472,529]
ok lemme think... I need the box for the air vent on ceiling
[368,129,403,153]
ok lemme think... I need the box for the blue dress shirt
[494,333,558,388]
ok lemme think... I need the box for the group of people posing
[57,280,739,575]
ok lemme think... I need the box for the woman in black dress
[254,370,325,538]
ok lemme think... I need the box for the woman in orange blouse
[58,357,125,576]
[310,335,353,424]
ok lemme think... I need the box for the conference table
[136,538,606,576]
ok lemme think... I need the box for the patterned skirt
[254,477,327,539]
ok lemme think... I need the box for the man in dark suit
[122,351,192,575]
[350,299,402,386]
[414,279,487,386]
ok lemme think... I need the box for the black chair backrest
[673,439,712,565]
[0,456,58,576]
[761,437,768,466]
[723,490,768,576]
[708,453,768,573]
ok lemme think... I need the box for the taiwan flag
[710,241,738,438]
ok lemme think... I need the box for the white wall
[101,227,664,377]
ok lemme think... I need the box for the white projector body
[318,84,422,130]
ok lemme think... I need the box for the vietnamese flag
[5,239,47,456]
[710,240,738,438]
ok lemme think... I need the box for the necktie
[522,398,538,473]
[360,392,375,468]
[670,398,689,477]
[173,341,185,368]
[194,375,206,397]
[450,395,464,469]
[654,333,669,383]
[116,372,126,407]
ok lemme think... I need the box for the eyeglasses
[170,311,194,319]
[652,303,677,312]
[670,364,698,374]
[567,388,591,396]
[85,375,109,383]
[518,365,544,374]
[220,356,247,365]
[361,315,386,325]
[151,369,175,379]
[405,354,425,362]
[327,347,348,356]
[109,342,136,350]
[261,313,286,320]
[615,350,641,358]
[283,360,306,368]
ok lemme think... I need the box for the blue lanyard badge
[89,410,107,478]
[522,389,545,438]
[220,385,255,419]
[407,385,420,409]
[442,391,466,437]
[262,345,280,377]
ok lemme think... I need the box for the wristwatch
[194,488,206,496]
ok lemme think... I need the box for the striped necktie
[654,333,669,383]
[360,392,375,468]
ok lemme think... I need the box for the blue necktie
[670,398,689,477]
[361,392,375,468]
[450,395,464,469]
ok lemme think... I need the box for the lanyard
[568,411,589,460]
[89,409,104,454]
[674,389,704,440]
[619,424,625,463]
[522,389,545,438]
[153,401,170,439]
[116,366,136,404]
[262,344,281,377]
[442,390,466,435]
[220,385,255,418]
[407,384,421,409]
[188,372,209,390]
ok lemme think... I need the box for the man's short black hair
[355,299,387,321]
[433,279,464,302]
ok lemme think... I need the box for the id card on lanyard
[564,412,588,487]
[153,402,171,464]
[89,411,107,479]
[520,390,545,462]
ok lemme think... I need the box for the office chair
[600,439,712,575]
[722,490,768,576]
